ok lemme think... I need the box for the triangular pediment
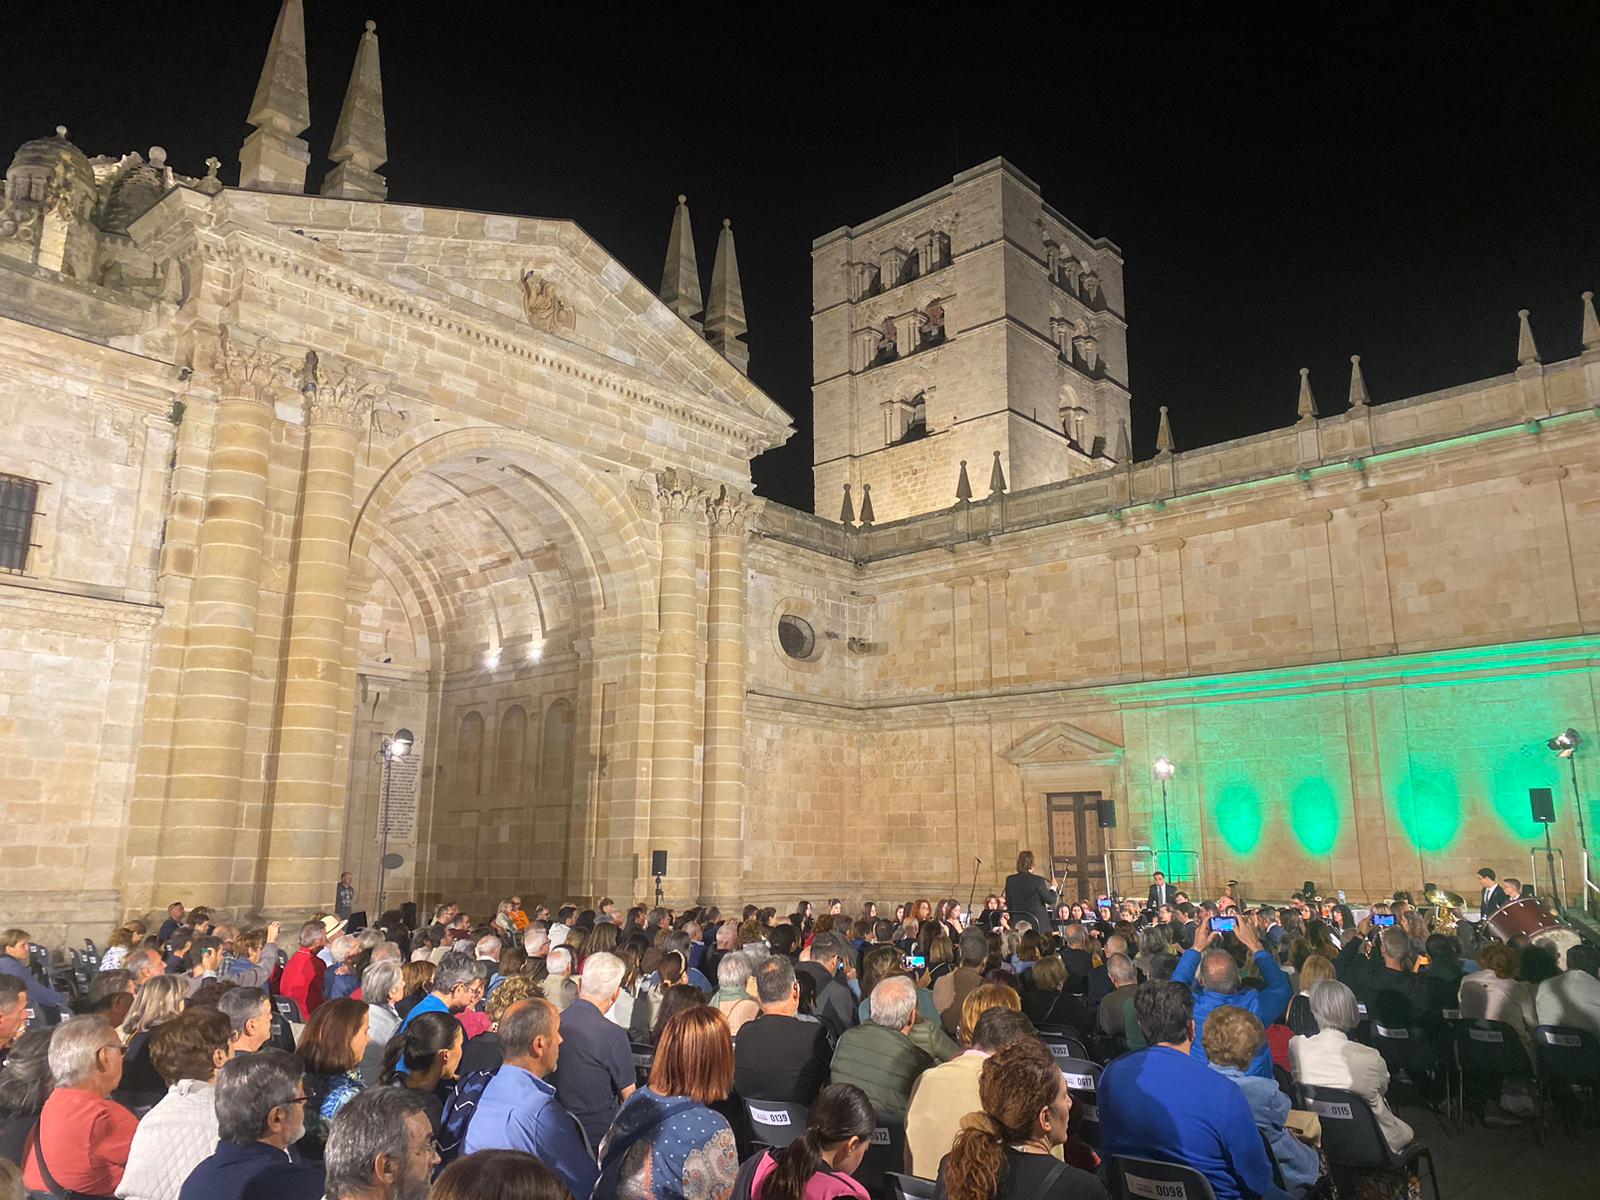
[1001,721,1123,767]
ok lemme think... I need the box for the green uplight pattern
[1290,777,1341,855]
[1395,760,1462,853]
[1215,781,1265,854]
[1489,744,1561,839]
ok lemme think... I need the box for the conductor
[1004,850,1058,934]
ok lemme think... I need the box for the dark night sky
[7,5,1599,512]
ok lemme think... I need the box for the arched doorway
[340,428,652,917]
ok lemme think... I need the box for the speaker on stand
[1530,788,1559,907]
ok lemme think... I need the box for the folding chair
[886,1173,938,1200]
[66,949,92,1000]
[80,939,100,969]
[1104,1154,1219,1200]
[1302,1083,1440,1200]
[1038,1028,1093,1065]
[852,1118,907,1200]
[744,1098,809,1150]
[629,1041,655,1089]
[1055,1056,1102,1149]
[1453,1018,1540,1139]
[1369,1021,1454,1135]
[1533,1024,1600,1128]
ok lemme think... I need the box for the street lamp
[376,727,414,916]
[1153,756,1176,880]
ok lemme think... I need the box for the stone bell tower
[810,157,1131,523]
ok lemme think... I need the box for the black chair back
[1370,1021,1441,1075]
[1454,1017,1534,1106]
[629,1041,655,1090]
[1104,1154,1220,1200]
[887,1172,938,1200]
[1055,1056,1102,1148]
[853,1118,907,1199]
[1301,1083,1394,1169]
[1534,1024,1600,1085]
[745,1098,809,1149]
[1038,1029,1092,1064]
[81,939,100,969]
[1272,1062,1299,1106]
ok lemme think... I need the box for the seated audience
[1173,915,1291,1077]
[796,933,857,1043]
[217,986,274,1056]
[279,921,329,1019]
[651,984,706,1046]
[0,930,67,1022]
[397,951,476,1033]
[0,1030,52,1166]
[0,979,27,1065]
[379,1010,462,1131]
[956,982,1022,1051]
[906,1007,1035,1178]
[23,1016,139,1197]
[1021,956,1093,1032]
[554,951,636,1151]
[395,961,433,1019]
[465,996,596,1199]
[88,970,138,1030]
[117,1006,234,1200]
[829,975,936,1122]
[743,1082,875,1200]
[296,997,370,1160]
[432,1149,572,1200]
[596,1006,737,1199]
[857,946,947,1036]
[459,975,540,1079]
[177,1049,324,1200]
[321,1085,439,1200]
[1336,922,1436,1030]
[1202,1006,1320,1199]
[222,925,281,992]
[737,956,833,1105]
[1459,942,1538,1056]
[934,1037,1106,1200]
[1536,943,1600,1041]
[116,975,188,1112]
[1290,980,1418,1189]
[323,935,362,1002]
[360,961,404,1084]
[709,951,761,1037]
[934,930,990,1033]
[1098,982,1279,1200]
[1096,954,1140,1039]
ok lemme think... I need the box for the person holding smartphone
[1170,915,1292,1078]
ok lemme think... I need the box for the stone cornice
[0,579,162,635]
[0,313,183,417]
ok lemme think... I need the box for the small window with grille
[0,473,42,574]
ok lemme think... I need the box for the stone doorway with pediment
[1001,719,1125,907]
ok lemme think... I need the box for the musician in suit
[1147,872,1174,909]
[1477,867,1509,920]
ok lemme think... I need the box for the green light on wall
[1290,777,1341,855]
[1396,764,1462,853]
[1489,744,1560,838]
[1215,781,1265,854]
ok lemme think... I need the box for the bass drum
[1484,896,1559,942]
[1531,926,1584,970]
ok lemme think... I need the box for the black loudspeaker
[400,902,417,928]
[1530,787,1556,825]
[651,849,668,877]
[1097,798,1116,828]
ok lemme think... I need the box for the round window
[777,614,817,661]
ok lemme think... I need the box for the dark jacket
[827,1024,934,1122]
[734,1012,832,1105]
[1479,884,1509,920]
[795,961,855,1043]
[1023,987,1096,1034]
[1335,936,1439,1028]
[1003,871,1057,936]
[177,1140,324,1200]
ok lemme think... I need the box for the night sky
[6,5,1598,512]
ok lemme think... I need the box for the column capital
[706,484,757,536]
[656,467,708,526]
[300,349,385,433]
[210,325,294,407]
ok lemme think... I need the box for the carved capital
[300,350,386,433]
[656,468,707,526]
[1108,545,1141,562]
[706,485,754,536]
[210,326,292,407]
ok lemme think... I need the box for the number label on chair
[1546,1032,1582,1048]
[870,1127,892,1146]
[1062,1072,1096,1090]
[1310,1100,1353,1120]
[1125,1177,1188,1199]
[1441,1009,1461,1020]
[1373,1025,1408,1039]
[1468,1029,1504,1043]
[752,1109,790,1126]
[1047,1043,1072,1059]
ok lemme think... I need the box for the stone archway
[339,426,655,916]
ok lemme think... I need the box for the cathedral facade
[3,4,1598,941]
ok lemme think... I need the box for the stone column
[699,487,752,904]
[649,469,706,904]
[155,329,285,908]
[261,354,378,913]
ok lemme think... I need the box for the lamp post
[1549,728,1589,911]
[376,727,414,917]
[1153,756,1176,880]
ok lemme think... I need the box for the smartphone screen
[908,955,926,969]
[1212,916,1237,933]
[1372,914,1396,927]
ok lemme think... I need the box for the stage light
[1153,756,1176,780]
[1548,728,1583,759]
[387,727,414,759]
[485,647,501,669]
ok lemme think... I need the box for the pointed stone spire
[839,483,855,525]
[704,218,749,374]
[955,460,973,503]
[240,0,311,193]
[1582,291,1600,352]
[989,450,1007,496]
[1517,308,1540,366]
[1348,355,1369,408]
[322,21,387,201]
[1115,419,1132,465]
[1296,367,1318,422]
[660,195,704,324]
[859,484,875,525]
[1155,406,1174,454]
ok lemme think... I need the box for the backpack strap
[1034,1158,1069,1195]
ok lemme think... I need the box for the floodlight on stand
[1547,728,1583,759]
[1153,756,1176,780]
[1152,756,1176,882]
[388,727,414,759]
[1547,727,1592,872]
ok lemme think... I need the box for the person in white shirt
[1289,980,1413,1155]
[1536,944,1600,1043]
[117,1008,233,1200]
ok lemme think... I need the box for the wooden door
[1046,792,1108,904]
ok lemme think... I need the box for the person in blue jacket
[0,929,67,1020]
[1172,913,1292,1078]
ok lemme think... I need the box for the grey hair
[47,1016,116,1087]
[327,934,359,965]
[324,1085,429,1199]
[524,927,550,956]
[299,920,326,948]
[357,928,385,952]
[577,951,624,1001]
[215,1049,302,1144]
[217,986,270,1035]
[958,928,988,966]
[1106,953,1137,985]
[1197,949,1241,994]
[368,942,401,965]
[755,955,797,1005]
[432,950,475,994]
[362,960,402,1004]
[869,975,918,1030]
[546,946,573,977]
[717,951,754,990]
[742,941,771,964]
[1379,927,1413,965]
[475,935,502,960]
[1310,979,1361,1032]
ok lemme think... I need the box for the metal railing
[1104,845,1200,903]
[1529,847,1566,907]
[1583,849,1599,915]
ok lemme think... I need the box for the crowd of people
[0,855,1592,1200]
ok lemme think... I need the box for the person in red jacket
[279,921,330,1019]
[23,1016,139,1196]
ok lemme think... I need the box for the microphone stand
[966,857,982,925]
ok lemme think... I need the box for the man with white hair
[553,951,636,1150]
[1098,953,1141,1038]
[523,925,550,961]
[475,934,503,964]
[22,1015,138,1195]
[543,946,577,1012]
[827,974,937,1120]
